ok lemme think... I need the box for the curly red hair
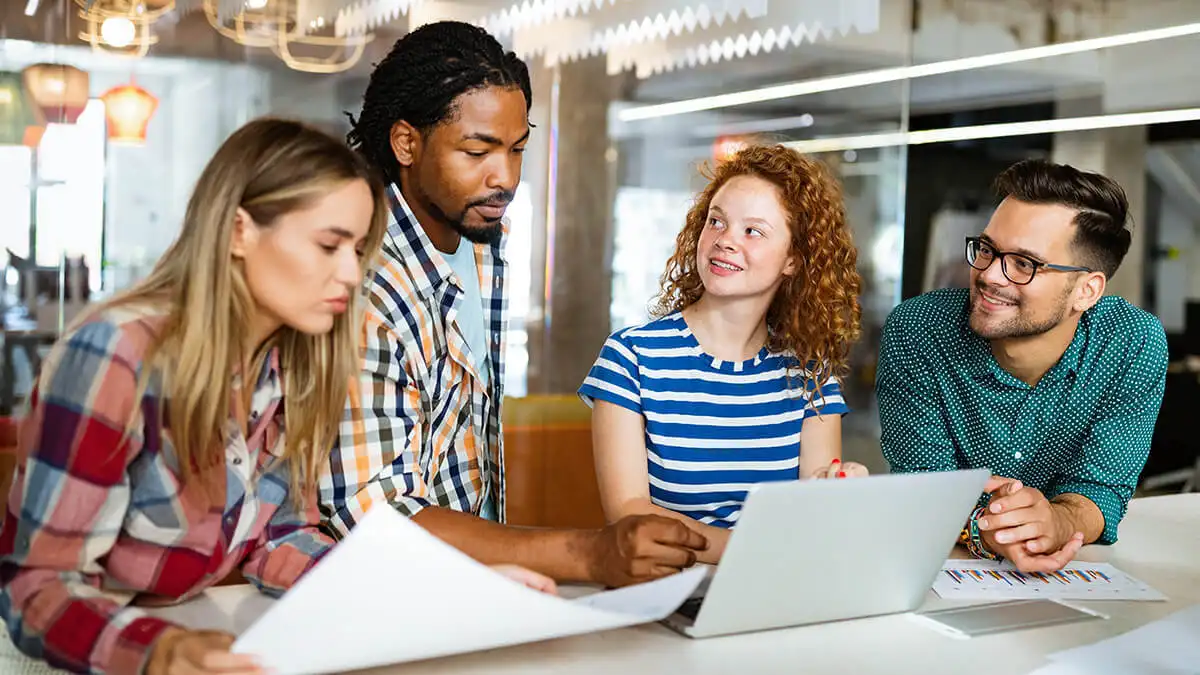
[651,144,862,388]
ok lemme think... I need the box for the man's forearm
[410,507,601,583]
[1050,494,1105,546]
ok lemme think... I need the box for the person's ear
[230,207,258,259]
[390,120,421,168]
[1074,271,1106,312]
[782,255,797,277]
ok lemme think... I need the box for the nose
[713,229,738,252]
[976,254,1010,288]
[336,249,363,289]
[486,152,522,193]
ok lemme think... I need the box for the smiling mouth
[976,288,1018,307]
[710,259,743,272]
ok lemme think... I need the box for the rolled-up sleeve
[1047,320,1168,544]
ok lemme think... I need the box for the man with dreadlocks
[320,20,708,588]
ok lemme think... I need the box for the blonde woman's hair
[73,117,388,500]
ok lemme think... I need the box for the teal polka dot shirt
[876,288,1169,544]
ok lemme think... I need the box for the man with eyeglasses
[876,158,1167,573]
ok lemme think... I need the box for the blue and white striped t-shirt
[578,312,849,528]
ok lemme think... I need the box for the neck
[990,316,1080,387]
[398,176,461,254]
[246,314,280,367]
[684,293,771,361]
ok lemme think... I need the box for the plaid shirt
[0,309,332,674]
[320,185,508,536]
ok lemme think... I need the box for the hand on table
[588,514,708,588]
[807,458,869,480]
[977,476,1084,573]
[492,564,558,595]
[148,628,266,675]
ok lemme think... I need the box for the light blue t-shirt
[444,238,496,521]
[444,238,490,390]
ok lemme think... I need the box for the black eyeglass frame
[964,237,1092,286]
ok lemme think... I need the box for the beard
[426,191,513,246]
[968,280,1072,340]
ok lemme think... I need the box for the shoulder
[883,288,967,341]
[37,306,166,407]
[606,313,688,350]
[57,306,166,372]
[1084,296,1167,359]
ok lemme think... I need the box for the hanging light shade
[100,82,158,144]
[0,71,43,146]
[22,64,91,124]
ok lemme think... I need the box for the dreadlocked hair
[651,144,863,392]
[346,20,532,185]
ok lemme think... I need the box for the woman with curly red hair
[579,144,866,562]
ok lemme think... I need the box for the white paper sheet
[232,505,705,674]
[932,559,1166,601]
[1039,604,1200,674]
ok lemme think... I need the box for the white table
[5,495,1198,674]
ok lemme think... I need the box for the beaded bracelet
[965,505,1002,561]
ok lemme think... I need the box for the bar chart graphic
[932,560,1166,601]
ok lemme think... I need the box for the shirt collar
[385,183,455,302]
[383,183,509,302]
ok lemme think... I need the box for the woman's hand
[807,458,869,480]
[147,628,266,675]
[491,564,559,595]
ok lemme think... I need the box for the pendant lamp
[100,80,158,144]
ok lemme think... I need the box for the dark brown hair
[993,158,1131,278]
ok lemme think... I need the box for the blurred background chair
[502,394,607,529]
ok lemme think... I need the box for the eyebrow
[323,226,366,244]
[979,234,1045,261]
[710,204,777,230]
[460,127,531,147]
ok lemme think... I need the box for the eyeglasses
[965,237,1092,286]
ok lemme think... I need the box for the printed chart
[933,560,1166,601]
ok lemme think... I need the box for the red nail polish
[837,471,846,478]
[832,458,841,464]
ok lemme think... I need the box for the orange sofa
[502,395,607,529]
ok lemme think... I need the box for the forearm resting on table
[410,506,601,582]
[1050,493,1105,545]
[609,499,729,565]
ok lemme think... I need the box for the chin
[458,221,504,245]
[968,314,1007,340]
[287,315,337,336]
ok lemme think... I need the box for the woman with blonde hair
[0,118,390,675]
[580,145,867,564]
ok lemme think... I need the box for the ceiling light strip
[780,108,1200,154]
[620,21,1200,121]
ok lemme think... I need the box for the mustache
[974,281,1019,304]
[468,191,515,209]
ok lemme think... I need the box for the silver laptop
[663,468,990,638]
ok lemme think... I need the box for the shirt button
[233,457,243,465]
[1014,452,1023,460]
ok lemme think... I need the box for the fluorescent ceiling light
[782,108,1200,154]
[24,0,39,16]
[620,22,1200,122]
